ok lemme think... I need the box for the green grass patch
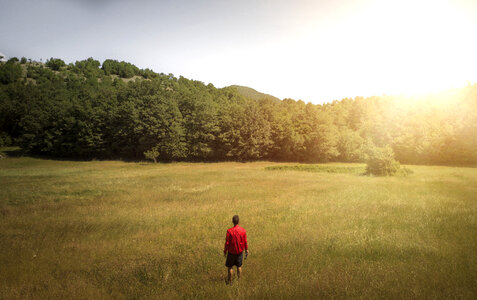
[266,163,366,174]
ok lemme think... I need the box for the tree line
[1,57,476,164]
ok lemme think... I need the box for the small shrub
[365,145,401,176]
[396,166,414,176]
[144,147,160,163]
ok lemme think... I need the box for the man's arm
[224,230,230,255]
[244,231,248,253]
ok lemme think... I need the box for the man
[224,215,249,284]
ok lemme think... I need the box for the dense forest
[0,57,476,164]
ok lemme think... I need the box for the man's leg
[237,267,242,279]
[227,267,233,284]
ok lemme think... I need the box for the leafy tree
[0,132,12,146]
[102,59,139,78]
[177,77,219,159]
[144,146,160,163]
[74,58,102,78]
[0,60,23,84]
[46,58,66,71]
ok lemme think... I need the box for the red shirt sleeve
[224,230,230,254]
[244,230,248,250]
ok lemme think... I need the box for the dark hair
[232,215,239,225]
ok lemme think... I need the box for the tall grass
[265,163,366,174]
[1,156,476,298]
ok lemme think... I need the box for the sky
[1,0,477,103]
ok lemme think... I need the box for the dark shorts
[225,251,243,268]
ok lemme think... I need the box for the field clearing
[0,155,476,299]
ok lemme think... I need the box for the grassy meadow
[1,152,476,299]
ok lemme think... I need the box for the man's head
[232,215,239,226]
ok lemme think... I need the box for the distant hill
[229,85,281,102]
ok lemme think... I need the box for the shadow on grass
[1,146,476,168]
[0,146,24,157]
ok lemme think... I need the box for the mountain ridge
[229,85,281,102]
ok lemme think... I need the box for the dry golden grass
[0,156,476,299]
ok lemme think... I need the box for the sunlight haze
[1,0,476,103]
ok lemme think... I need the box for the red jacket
[224,225,248,255]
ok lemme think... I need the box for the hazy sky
[1,0,477,103]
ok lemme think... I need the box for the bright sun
[242,0,477,102]
[312,0,477,98]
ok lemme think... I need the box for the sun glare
[324,0,476,98]
[247,0,477,102]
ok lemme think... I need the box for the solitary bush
[365,145,401,176]
[144,147,160,163]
